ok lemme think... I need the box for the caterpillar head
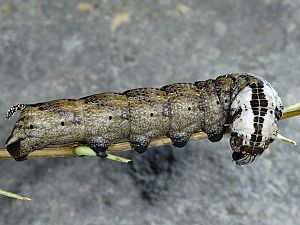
[229,81,284,166]
[5,101,82,161]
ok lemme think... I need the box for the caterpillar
[5,73,284,166]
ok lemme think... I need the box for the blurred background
[0,0,300,224]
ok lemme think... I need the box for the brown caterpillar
[5,73,283,165]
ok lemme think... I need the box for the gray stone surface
[0,0,300,224]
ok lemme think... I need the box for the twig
[0,103,299,159]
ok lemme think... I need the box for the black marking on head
[232,152,257,166]
[274,106,283,120]
[6,104,27,120]
[253,110,259,115]
[254,117,264,123]
[252,93,259,100]
[250,134,256,142]
[256,135,262,143]
[250,100,259,108]
[260,100,268,107]
[231,107,243,119]
[232,152,245,161]
[240,145,264,155]
[247,82,271,152]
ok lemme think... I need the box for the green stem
[74,146,131,163]
[0,188,31,201]
[283,103,300,113]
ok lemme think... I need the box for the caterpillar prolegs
[5,73,284,165]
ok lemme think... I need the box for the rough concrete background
[0,0,299,224]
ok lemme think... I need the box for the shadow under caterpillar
[5,73,284,166]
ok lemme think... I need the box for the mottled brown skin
[195,79,226,141]
[6,100,83,160]
[5,73,282,164]
[124,88,170,153]
[80,93,130,157]
[161,83,205,147]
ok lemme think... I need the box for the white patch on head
[261,84,281,139]
[230,86,254,145]
[230,79,283,148]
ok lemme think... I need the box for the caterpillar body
[5,73,283,166]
